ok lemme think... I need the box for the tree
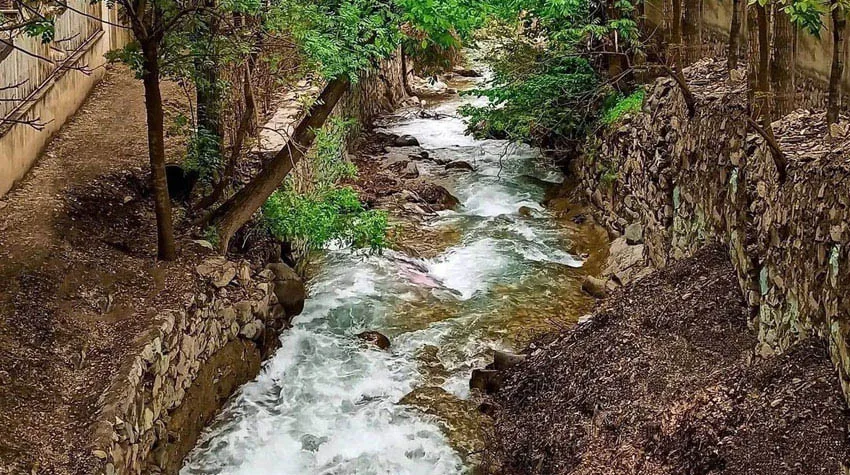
[728,0,743,71]
[206,0,487,252]
[772,4,796,115]
[827,0,847,126]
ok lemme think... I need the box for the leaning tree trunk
[141,42,177,260]
[682,0,702,65]
[728,0,742,72]
[828,0,846,127]
[209,77,351,252]
[772,6,796,116]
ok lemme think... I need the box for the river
[181,66,607,474]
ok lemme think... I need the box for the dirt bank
[483,245,850,474]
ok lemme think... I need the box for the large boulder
[581,275,609,299]
[415,184,460,211]
[266,262,306,317]
[470,369,502,394]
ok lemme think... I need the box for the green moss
[601,88,645,126]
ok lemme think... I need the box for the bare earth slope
[0,66,194,474]
[485,245,849,474]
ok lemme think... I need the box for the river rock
[582,276,609,299]
[415,184,460,211]
[453,67,482,78]
[604,237,646,285]
[266,262,306,317]
[470,369,502,394]
[196,258,238,288]
[394,135,420,147]
[625,222,644,244]
[403,162,420,179]
[358,331,390,350]
[300,434,328,452]
[518,206,535,217]
[445,161,474,171]
[239,319,264,340]
[492,350,527,370]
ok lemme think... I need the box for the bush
[459,46,603,151]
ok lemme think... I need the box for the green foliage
[601,88,645,125]
[105,41,145,77]
[24,19,55,43]
[183,127,223,184]
[459,48,602,146]
[263,187,388,251]
[263,117,386,252]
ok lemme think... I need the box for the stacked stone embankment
[576,58,850,404]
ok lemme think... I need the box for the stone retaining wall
[576,58,850,404]
[91,258,302,474]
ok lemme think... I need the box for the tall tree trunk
[749,2,787,181]
[606,0,625,90]
[210,77,351,252]
[401,50,415,96]
[195,0,224,148]
[828,0,846,127]
[196,64,256,210]
[141,42,177,260]
[682,0,702,64]
[772,6,796,116]
[667,0,697,114]
[728,0,742,72]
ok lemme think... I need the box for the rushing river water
[182,69,607,474]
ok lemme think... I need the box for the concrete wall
[643,0,850,110]
[0,5,129,197]
[576,58,850,405]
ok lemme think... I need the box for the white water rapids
[182,71,599,475]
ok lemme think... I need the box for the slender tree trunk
[141,42,177,260]
[828,0,846,127]
[728,0,742,71]
[606,0,625,90]
[667,0,697,114]
[195,0,224,149]
[210,77,351,252]
[401,50,415,96]
[196,64,256,210]
[683,0,702,64]
[749,2,787,181]
[772,6,795,116]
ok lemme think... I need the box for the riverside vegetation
[2,0,850,472]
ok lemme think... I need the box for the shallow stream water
[182,69,607,475]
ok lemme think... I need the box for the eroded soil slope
[485,246,849,474]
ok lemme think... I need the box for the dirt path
[0,65,192,474]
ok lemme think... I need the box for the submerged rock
[445,161,474,171]
[357,331,391,350]
[453,67,483,78]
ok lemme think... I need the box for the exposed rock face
[576,58,850,405]
[267,262,306,318]
[357,331,391,350]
